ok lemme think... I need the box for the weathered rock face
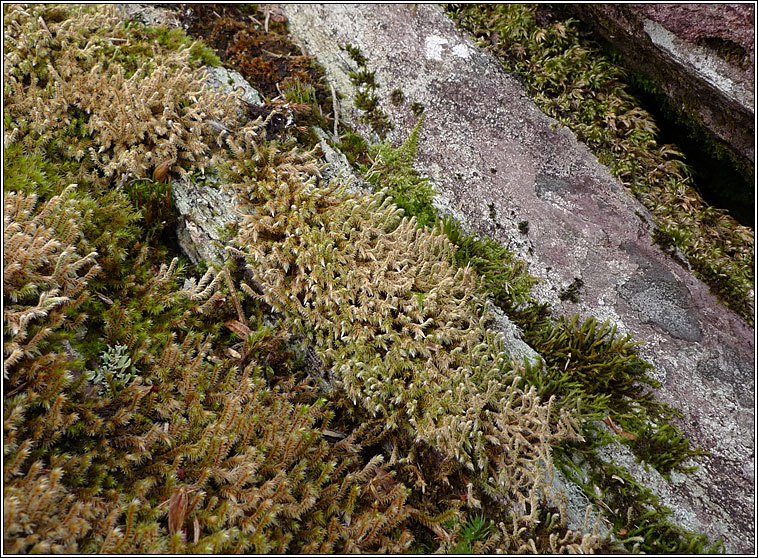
[565,4,755,174]
[637,3,755,69]
[279,4,754,552]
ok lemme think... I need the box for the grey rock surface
[173,173,238,267]
[117,4,182,27]
[202,66,263,107]
[566,4,754,173]
[173,67,264,268]
[279,4,755,553]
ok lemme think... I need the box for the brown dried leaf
[168,486,188,535]
[603,416,638,441]
[153,159,173,183]
[224,319,252,338]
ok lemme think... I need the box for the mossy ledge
[3,4,739,554]
[279,5,752,552]
[3,5,591,552]
[447,3,753,325]
[338,111,720,554]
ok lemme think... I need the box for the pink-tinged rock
[636,3,755,70]
[567,4,754,173]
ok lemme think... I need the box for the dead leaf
[153,159,173,183]
[603,416,638,441]
[368,466,398,501]
[264,5,287,22]
[224,320,252,338]
[168,486,188,535]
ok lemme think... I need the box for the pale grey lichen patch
[424,35,449,61]
[117,4,181,27]
[202,66,263,107]
[488,303,540,368]
[173,172,238,266]
[534,173,574,200]
[695,347,754,409]
[548,464,611,538]
[617,242,702,342]
[594,435,703,535]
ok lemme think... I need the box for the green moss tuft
[361,117,437,227]
[340,43,393,138]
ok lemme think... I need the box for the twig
[264,10,270,33]
[224,267,247,326]
[260,48,288,59]
[330,81,339,140]
[293,37,309,58]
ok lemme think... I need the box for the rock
[202,66,263,107]
[565,4,754,174]
[116,4,181,27]
[173,66,264,268]
[278,4,754,552]
[172,172,238,267]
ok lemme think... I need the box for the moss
[439,217,535,309]
[554,437,723,554]
[353,111,711,547]
[390,88,405,105]
[343,42,368,66]
[4,8,427,552]
[3,3,722,553]
[448,3,754,324]
[226,123,589,553]
[123,178,175,235]
[337,130,371,167]
[340,43,394,138]
[557,277,583,303]
[360,117,436,227]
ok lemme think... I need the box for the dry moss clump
[5,186,427,554]
[3,4,237,186]
[4,5,416,554]
[224,127,596,551]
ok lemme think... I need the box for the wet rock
[279,4,754,552]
